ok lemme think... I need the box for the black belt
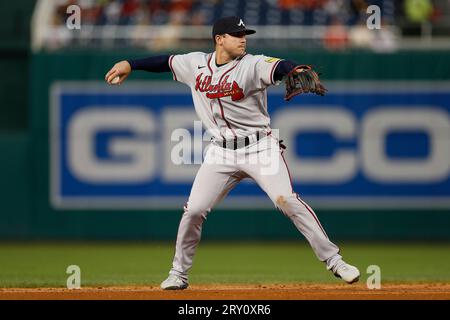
[219,131,268,150]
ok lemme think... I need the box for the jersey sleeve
[253,55,283,89]
[168,52,203,86]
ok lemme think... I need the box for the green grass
[0,242,449,287]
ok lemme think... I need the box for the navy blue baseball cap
[212,16,256,37]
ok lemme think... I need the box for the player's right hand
[105,60,132,85]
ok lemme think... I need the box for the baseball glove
[284,65,327,101]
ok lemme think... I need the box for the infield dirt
[1,283,449,300]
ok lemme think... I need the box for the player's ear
[215,34,224,46]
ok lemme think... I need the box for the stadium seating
[51,0,395,27]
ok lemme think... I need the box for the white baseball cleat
[330,261,360,284]
[160,274,189,290]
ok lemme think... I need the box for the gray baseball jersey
[169,52,282,139]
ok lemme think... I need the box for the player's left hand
[284,65,327,101]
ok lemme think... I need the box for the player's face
[221,32,247,57]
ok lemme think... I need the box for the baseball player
[105,16,360,290]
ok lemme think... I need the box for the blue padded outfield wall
[50,81,450,210]
[1,50,450,240]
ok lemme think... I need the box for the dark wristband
[274,60,299,82]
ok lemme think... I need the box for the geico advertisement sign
[50,82,450,209]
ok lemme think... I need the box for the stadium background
[0,0,449,290]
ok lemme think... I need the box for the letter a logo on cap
[238,19,245,27]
